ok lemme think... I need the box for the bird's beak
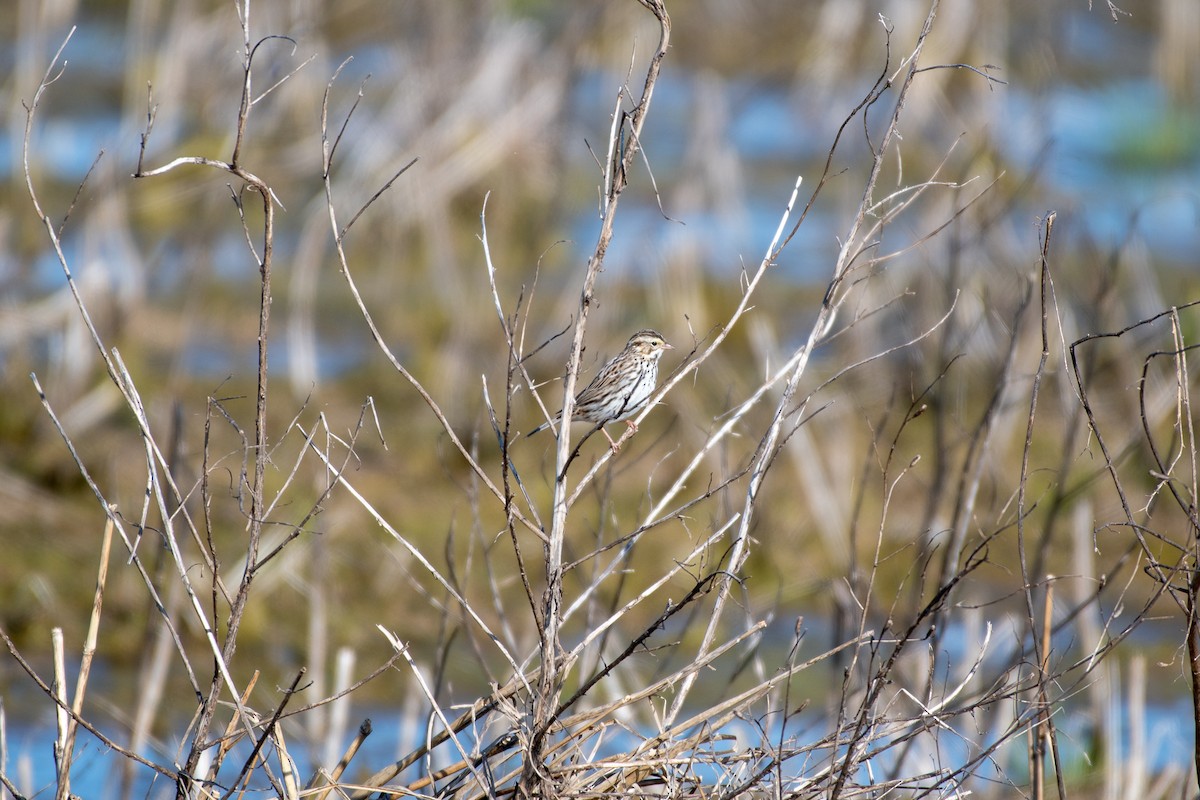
[663,342,675,350]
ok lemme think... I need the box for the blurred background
[1,0,1199,793]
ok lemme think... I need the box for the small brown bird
[527,329,673,451]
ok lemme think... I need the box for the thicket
[2,1,1197,798]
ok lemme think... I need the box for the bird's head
[627,329,673,360]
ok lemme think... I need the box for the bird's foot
[604,420,639,454]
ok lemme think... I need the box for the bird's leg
[604,420,639,454]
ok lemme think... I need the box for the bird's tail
[522,419,555,440]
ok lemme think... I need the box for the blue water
[5,690,1191,798]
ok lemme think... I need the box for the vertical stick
[1031,578,1054,800]
[523,5,672,799]
[0,697,10,800]
[51,628,68,800]
[61,515,114,790]
[1126,654,1146,800]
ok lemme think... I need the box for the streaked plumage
[528,329,673,450]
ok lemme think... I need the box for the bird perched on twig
[527,329,673,452]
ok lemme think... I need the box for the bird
[527,329,674,451]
